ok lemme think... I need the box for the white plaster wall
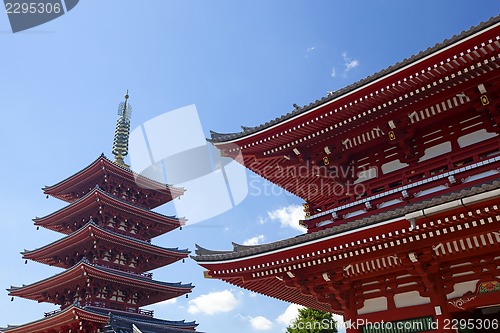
[355,167,378,183]
[357,297,388,315]
[381,160,408,174]
[394,291,430,308]
[419,141,452,162]
[457,129,497,148]
[446,280,479,299]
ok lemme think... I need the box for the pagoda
[1,93,199,333]
[193,15,500,333]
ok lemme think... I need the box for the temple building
[1,93,199,333]
[193,15,500,333]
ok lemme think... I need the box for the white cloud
[237,314,273,331]
[267,205,306,232]
[306,46,316,57]
[342,51,359,74]
[331,67,337,78]
[243,235,265,245]
[258,216,267,225]
[346,59,359,70]
[276,304,304,326]
[250,316,273,330]
[157,298,177,305]
[188,290,238,315]
[248,292,258,298]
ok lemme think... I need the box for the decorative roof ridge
[22,220,189,256]
[107,312,198,328]
[43,154,185,196]
[7,260,88,292]
[92,263,194,289]
[22,220,96,255]
[231,242,264,252]
[192,179,500,261]
[0,304,108,331]
[208,14,500,143]
[34,187,185,225]
[91,187,185,222]
[42,154,104,191]
[91,186,186,223]
[194,244,234,256]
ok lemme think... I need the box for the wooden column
[328,273,360,333]
[411,251,457,333]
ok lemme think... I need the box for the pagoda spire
[112,90,132,167]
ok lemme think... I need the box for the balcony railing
[85,303,154,317]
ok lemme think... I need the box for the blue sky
[1,1,500,332]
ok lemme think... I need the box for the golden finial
[112,91,132,167]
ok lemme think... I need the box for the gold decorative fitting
[480,94,489,106]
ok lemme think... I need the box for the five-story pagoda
[1,93,199,333]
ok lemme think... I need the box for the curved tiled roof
[8,259,193,294]
[0,305,200,333]
[0,304,109,333]
[104,312,199,333]
[22,221,189,267]
[192,179,500,261]
[34,187,185,234]
[43,154,185,207]
[209,14,500,143]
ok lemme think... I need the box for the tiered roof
[193,182,500,314]
[22,221,189,270]
[104,313,198,333]
[0,305,109,333]
[8,259,193,307]
[43,155,184,209]
[1,304,199,333]
[194,180,500,262]
[193,14,500,319]
[34,187,185,238]
[2,94,199,332]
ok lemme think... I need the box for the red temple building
[1,93,199,333]
[193,16,500,333]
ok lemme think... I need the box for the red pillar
[430,274,457,333]
[345,290,361,333]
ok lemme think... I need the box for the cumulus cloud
[267,205,306,232]
[250,316,273,330]
[188,290,238,315]
[276,304,304,326]
[237,314,273,331]
[342,51,359,74]
[243,235,265,245]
